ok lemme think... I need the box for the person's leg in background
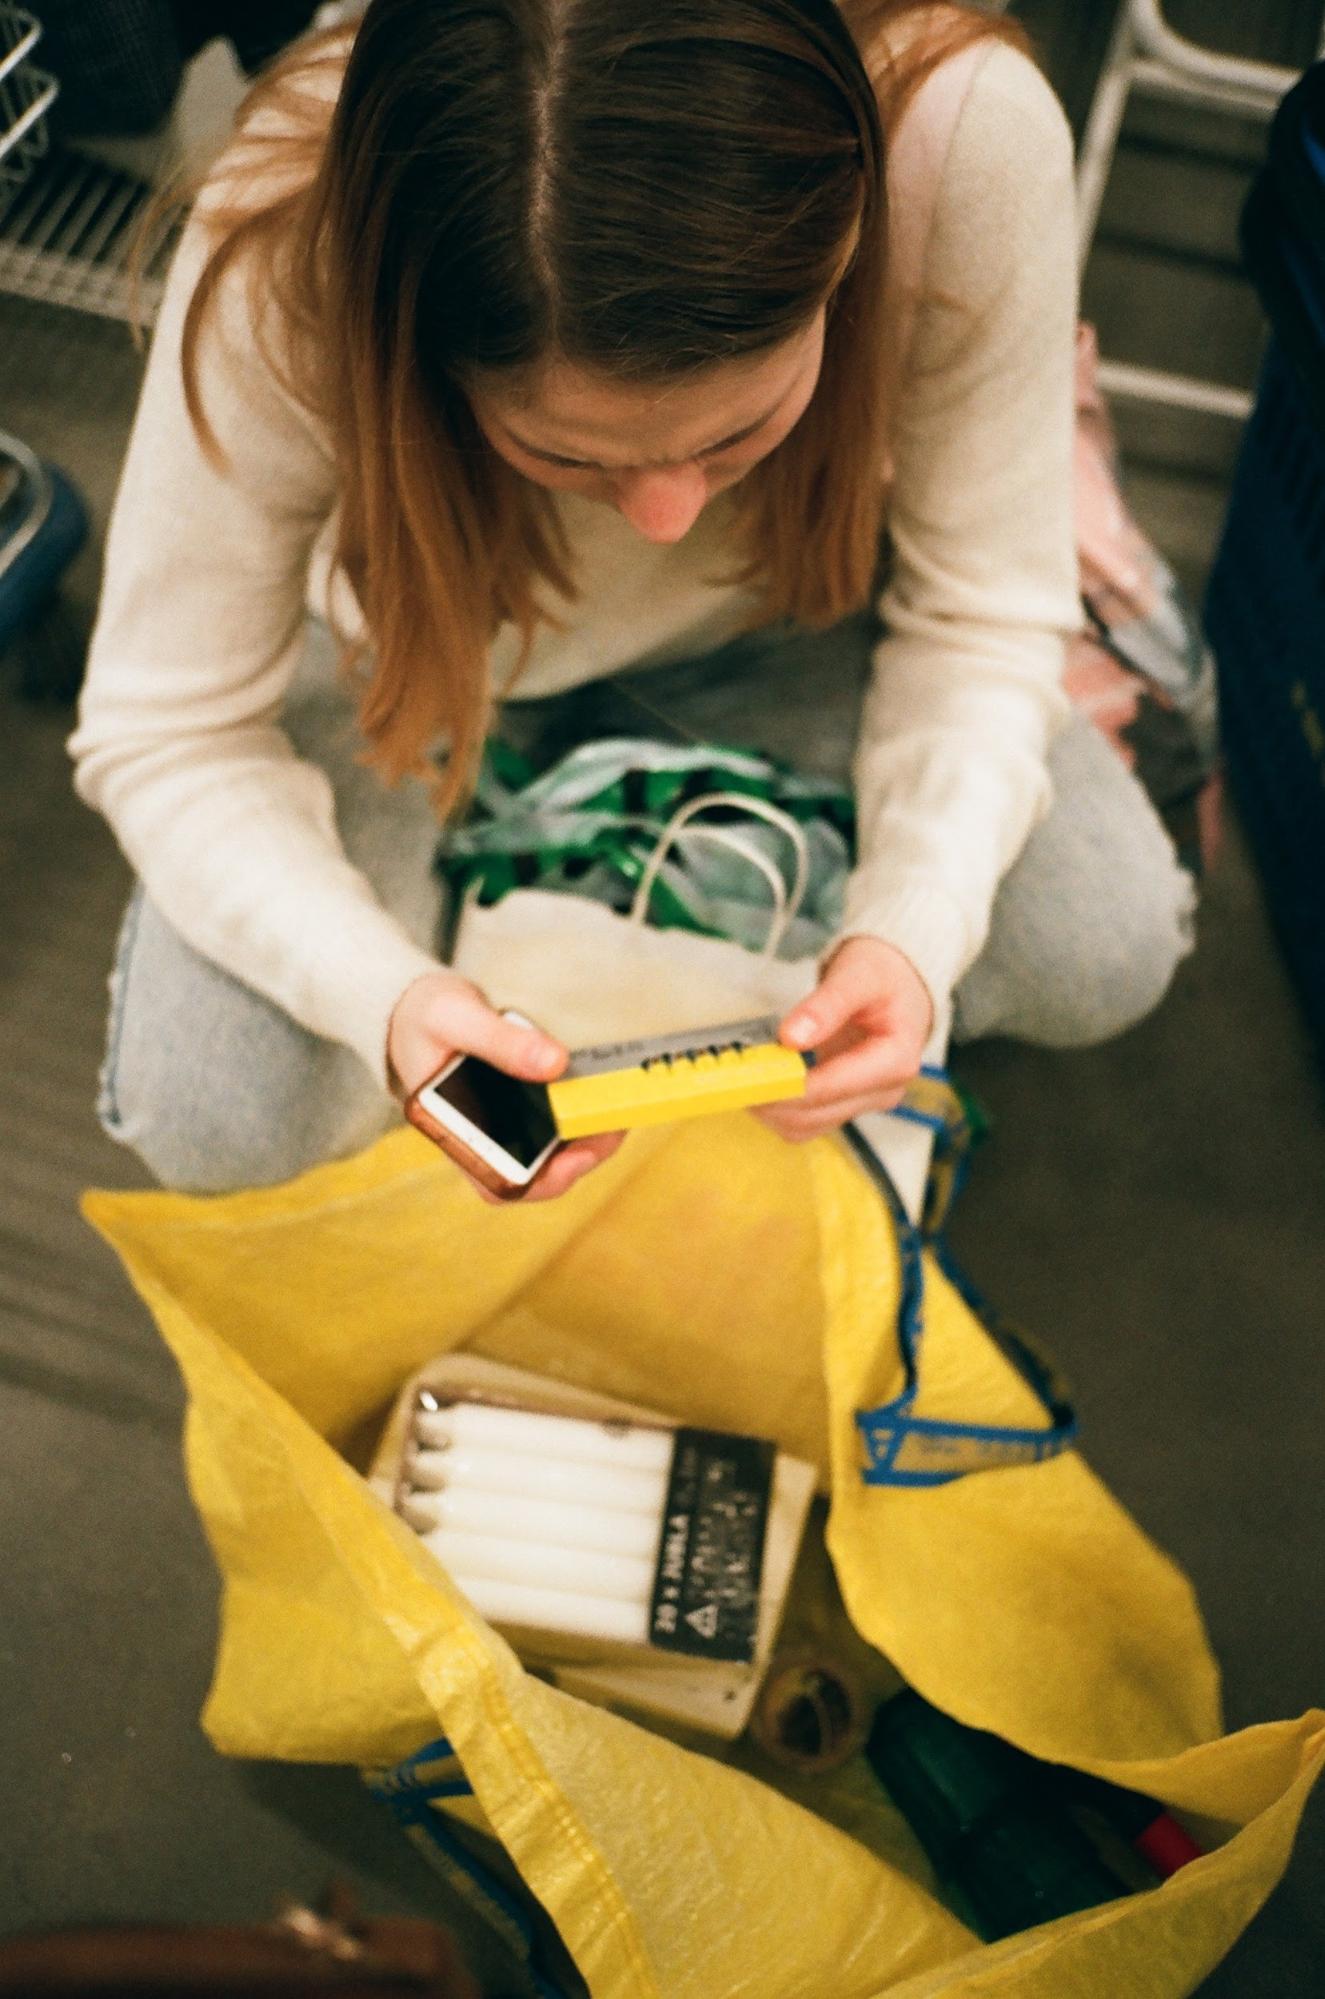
[512,609,1197,1050]
[98,620,446,1193]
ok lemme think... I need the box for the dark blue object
[0,433,89,656]
[865,1691,1135,1941]
[367,1735,577,1999]
[1205,63,1325,1065]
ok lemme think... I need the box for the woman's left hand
[756,935,935,1143]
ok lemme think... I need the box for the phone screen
[429,1055,560,1169]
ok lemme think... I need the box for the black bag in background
[1205,61,1325,1066]
[171,0,326,77]
[36,0,322,138]
[37,0,182,136]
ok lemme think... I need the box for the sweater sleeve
[837,44,1081,1016]
[68,208,442,1088]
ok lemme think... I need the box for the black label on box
[647,1428,775,1663]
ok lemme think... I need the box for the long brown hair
[180,0,1026,811]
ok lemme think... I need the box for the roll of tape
[747,1652,868,1773]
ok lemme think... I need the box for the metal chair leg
[1075,0,1325,426]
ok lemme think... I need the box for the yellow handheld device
[547,1015,807,1139]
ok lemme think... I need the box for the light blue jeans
[99,613,1197,1192]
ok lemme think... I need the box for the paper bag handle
[628,791,810,958]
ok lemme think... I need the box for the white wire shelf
[0,5,56,189]
[0,5,176,323]
[0,142,174,322]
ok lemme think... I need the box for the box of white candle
[369,1354,818,1737]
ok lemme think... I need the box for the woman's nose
[612,463,709,542]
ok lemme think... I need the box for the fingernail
[783,1013,816,1047]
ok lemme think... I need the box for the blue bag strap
[846,1071,1077,1488]
[365,1736,575,1999]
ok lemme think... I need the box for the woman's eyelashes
[540,439,746,474]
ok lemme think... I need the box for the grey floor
[2,5,1323,1995]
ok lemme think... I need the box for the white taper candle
[423,1526,654,1604]
[408,1443,668,1515]
[445,1571,651,1645]
[399,1485,665,1560]
[416,1401,674,1474]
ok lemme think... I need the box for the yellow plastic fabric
[84,1116,1324,1999]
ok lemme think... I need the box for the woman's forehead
[472,320,824,460]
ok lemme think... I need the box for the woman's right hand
[387,970,624,1202]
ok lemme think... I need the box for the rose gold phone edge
[404,1065,562,1200]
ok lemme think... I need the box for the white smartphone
[404,1013,563,1199]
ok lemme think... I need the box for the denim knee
[103,1025,395,1194]
[952,706,1202,1051]
[1086,863,1197,1043]
[99,887,396,1194]
[954,853,1196,1049]
[103,1052,388,1197]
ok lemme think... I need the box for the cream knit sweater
[70,39,1081,1087]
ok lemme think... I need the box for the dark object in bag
[865,1691,1136,1940]
[0,1894,482,1997]
[1205,59,1325,1068]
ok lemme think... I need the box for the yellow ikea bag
[83,1114,1324,1998]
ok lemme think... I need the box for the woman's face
[468,313,826,545]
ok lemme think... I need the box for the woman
[71,0,1195,1198]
